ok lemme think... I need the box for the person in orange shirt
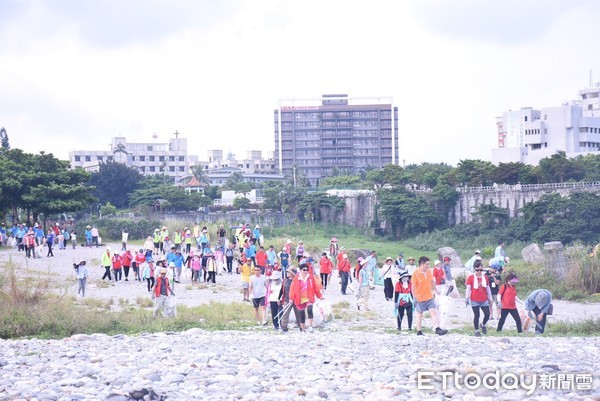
[290,262,323,332]
[411,256,448,336]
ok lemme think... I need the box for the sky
[1,0,599,167]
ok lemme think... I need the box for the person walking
[112,251,123,282]
[225,244,235,274]
[46,229,55,257]
[280,268,301,332]
[338,254,351,295]
[381,257,395,301]
[122,249,133,281]
[74,259,88,298]
[411,256,448,336]
[357,260,371,311]
[497,273,523,333]
[465,260,493,337]
[249,265,268,325]
[153,267,175,318]
[141,259,156,292]
[524,288,553,334]
[394,271,413,331]
[319,252,333,290]
[290,262,323,332]
[267,270,283,330]
[101,247,112,281]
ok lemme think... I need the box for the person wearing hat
[336,247,346,272]
[524,289,552,334]
[465,260,493,337]
[85,226,93,247]
[112,250,123,282]
[290,262,324,332]
[441,256,453,285]
[405,257,417,276]
[381,257,395,301]
[485,264,502,320]
[267,270,283,330]
[295,241,305,262]
[133,249,146,281]
[338,253,351,295]
[329,237,339,268]
[464,250,482,276]
[496,273,522,333]
[252,225,262,247]
[432,260,446,295]
[356,258,372,311]
[153,267,175,318]
[394,271,414,331]
[74,259,88,297]
[318,252,333,290]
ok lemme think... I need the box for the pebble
[0,333,598,400]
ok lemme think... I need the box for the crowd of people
[2,220,553,335]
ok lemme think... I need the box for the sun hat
[398,271,410,281]
[331,237,337,242]
[385,257,393,261]
[270,270,282,280]
[433,260,441,266]
[160,267,167,274]
[407,256,415,261]
[475,250,481,254]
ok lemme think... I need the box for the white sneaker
[307,326,314,333]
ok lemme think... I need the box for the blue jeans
[532,306,547,334]
[340,271,349,294]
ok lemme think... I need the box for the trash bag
[163,296,177,318]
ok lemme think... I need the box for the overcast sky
[1,0,599,166]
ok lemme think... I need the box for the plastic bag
[164,296,177,318]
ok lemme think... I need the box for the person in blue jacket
[524,289,552,334]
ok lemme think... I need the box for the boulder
[543,241,566,280]
[521,243,545,264]
[437,247,462,269]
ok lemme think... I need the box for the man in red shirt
[338,253,351,295]
[319,252,333,290]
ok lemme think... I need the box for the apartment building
[69,134,198,179]
[274,94,399,186]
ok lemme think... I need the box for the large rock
[544,241,566,280]
[521,243,545,264]
[437,247,462,269]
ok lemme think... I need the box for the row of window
[579,127,600,133]
[579,142,600,148]
[525,129,545,135]
[139,166,186,172]
[73,155,186,162]
[281,110,391,119]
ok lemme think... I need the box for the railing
[455,181,600,193]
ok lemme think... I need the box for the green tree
[319,175,362,188]
[379,188,442,238]
[473,203,509,230]
[447,159,495,187]
[87,161,143,208]
[233,196,251,209]
[0,127,9,150]
[491,162,539,185]
[404,163,452,188]
[538,151,584,183]
[100,202,117,217]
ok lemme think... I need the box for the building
[69,134,199,179]
[274,94,399,186]
[492,83,600,165]
[194,150,283,187]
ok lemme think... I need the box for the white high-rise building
[492,83,600,164]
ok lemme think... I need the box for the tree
[319,175,362,188]
[447,159,495,187]
[473,203,509,229]
[404,163,452,189]
[0,127,9,150]
[87,161,143,208]
[538,151,584,183]
[233,196,251,209]
[491,162,539,185]
[379,188,442,238]
[190,164,207,184]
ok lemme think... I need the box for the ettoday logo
[417,370,537,395]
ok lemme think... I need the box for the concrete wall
[453,181,600,225]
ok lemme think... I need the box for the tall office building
[274,94,399,186]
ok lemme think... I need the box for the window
[149,166,155,172]
[178,166,185,172]
[169,156,175,161]
[169,166,175,172]
[107,156,113,161]
[147,146,153,151]
[74,156,80,161]
[149,156,155,161]
[524,116,528,122]
[139,156,145,161]
[159,156,165,161]
[179,156,185,161]
[85,156,91,162]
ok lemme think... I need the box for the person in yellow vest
[152,229,160,255]
[159,226,169,255]
[173,229,183,251]
[101,247,113,281]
